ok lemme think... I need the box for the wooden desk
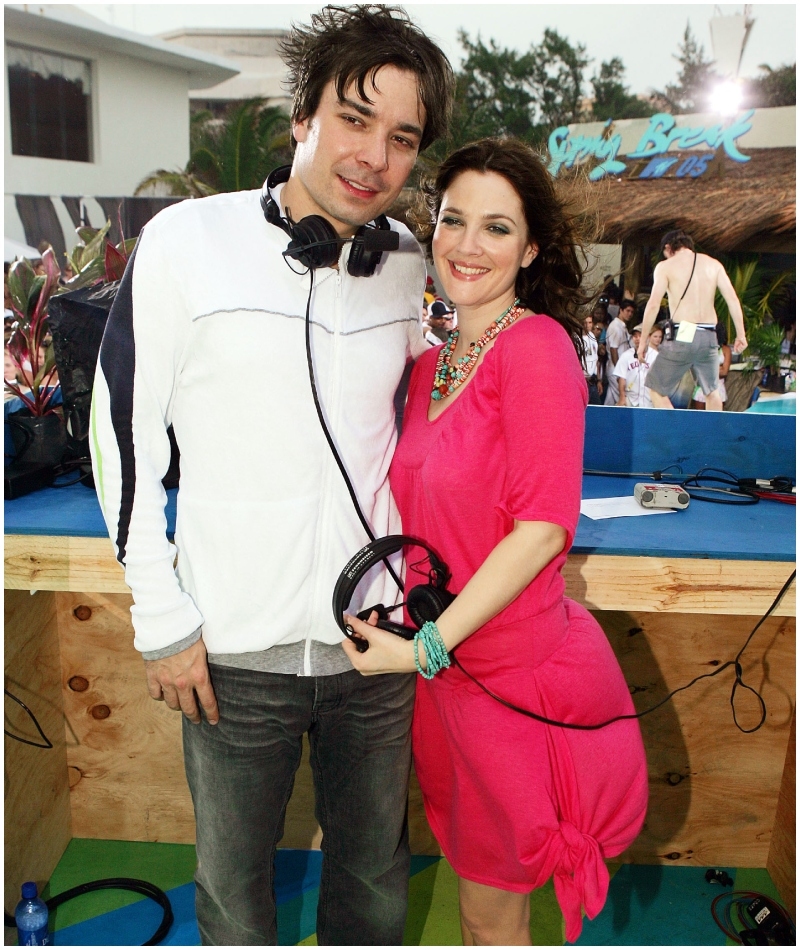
[5,408,796,919]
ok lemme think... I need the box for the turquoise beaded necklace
[431,298,523,401]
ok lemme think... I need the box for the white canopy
[4,237,41,263]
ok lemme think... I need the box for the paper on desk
[580,496,677,520]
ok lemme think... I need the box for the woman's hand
[341,614,417,675]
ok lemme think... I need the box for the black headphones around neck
[332,535,455,650]
[261,165,398,276]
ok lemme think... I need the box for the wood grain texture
[564,556,796,617]
[767,713,795,918]
[54,589,795,869]
[4,590,71,917]
[6,536,795,618]
[5,535,127,593]
[601,610,795,867]
[57,592,196,843]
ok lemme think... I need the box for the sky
[74,2,796,96]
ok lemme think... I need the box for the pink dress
[389,315,648,943]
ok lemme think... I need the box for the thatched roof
[591,147,795,254]
[389,147,795,255]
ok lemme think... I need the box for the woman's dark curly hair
[412,137,598,358]
[280,5,454,153]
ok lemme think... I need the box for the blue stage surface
[4,473,795,563]
[576,475,794,561]
[5,407,795,563]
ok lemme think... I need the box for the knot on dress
[553,819,609,943]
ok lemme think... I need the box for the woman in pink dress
[342,138,648,945]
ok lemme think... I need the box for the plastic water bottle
[15,882,50,946]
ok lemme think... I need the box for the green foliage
[746,63,796,108]
[63,220,137,290]
[747,323,785,371]
[5,248,61,414]
[653,24,718,114]
[713,253,795,343]
[590,58,653,121]
[136,100,292,197]
[424,28,589,165]
[528,29,590,132]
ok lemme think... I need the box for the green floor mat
[42,839,196,931]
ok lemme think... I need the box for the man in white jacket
[91,6,454,945]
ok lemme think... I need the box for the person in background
[426,299,454,344]
[692,322,731,409]
[615,324,658,407]
[344,136,647,946]
[605,284,621,320]
[582,312,603,404]
[592,312,608,396]
[638,229,747,411]
[649,324,663,351]
[90,5,455,945]
[603,298,635,405]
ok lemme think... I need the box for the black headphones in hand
[332,535,455,651]
[261,165,399,276]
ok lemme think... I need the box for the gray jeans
[183,663,415,945]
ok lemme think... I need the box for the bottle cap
[21,882,38,899]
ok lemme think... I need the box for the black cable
[302,270,404,593]
[4,688,53,749]
[680,467,759,506]
[5,878,173,945]
[451,570,795,732]
[711,891,795,945]
[586,465,796,506]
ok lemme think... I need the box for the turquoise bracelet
[414,621,451,680]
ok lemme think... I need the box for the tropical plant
[136,100,292,197]
[747,323,785,373]
[714,254,795,342]
[5,248,61,415]
[745,63,796,108]
[63,219,137,290]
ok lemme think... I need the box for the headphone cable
[450,570,794,732]
[303,272,404,593]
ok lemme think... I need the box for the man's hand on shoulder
[145,638,219,725]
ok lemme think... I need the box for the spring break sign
[548,110,755,181]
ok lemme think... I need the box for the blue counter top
[5,406,795,563]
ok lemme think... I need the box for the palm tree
[136,100,292,197]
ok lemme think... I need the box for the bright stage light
[710,81,744,116]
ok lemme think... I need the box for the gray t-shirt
[142,629,353,676]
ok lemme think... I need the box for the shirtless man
[638,230,747,411]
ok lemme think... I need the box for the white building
[159,29,291,115]
[4,4,238,256]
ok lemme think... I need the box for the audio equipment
[332,535,455,652]
[634,483,690,509]
[261,165,399,276]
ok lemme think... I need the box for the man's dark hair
[660,229,695,253]
[280,5,454,152]
[619,299,636,312]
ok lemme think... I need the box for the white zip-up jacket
[91,186,427,660]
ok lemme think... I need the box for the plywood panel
[599,611,795,867]
[7,537,794,619]
[767,713,795,918]
[57,591,794,868]
[57,592,195,843]
[4,589,71,917]
[5,535,127,593]
[564,556,796,617]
